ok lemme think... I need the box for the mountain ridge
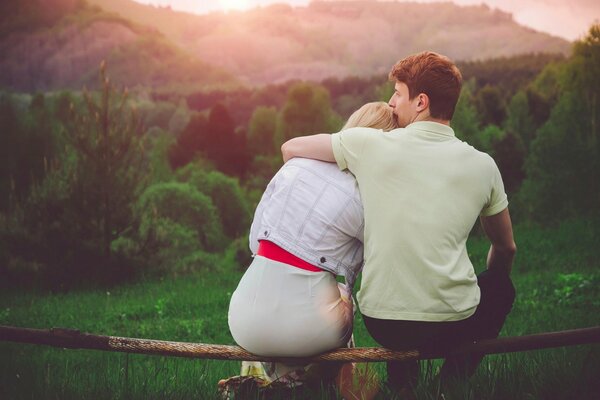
[1,0,571,92]
[88,0,571,84]
[0,0,235,93]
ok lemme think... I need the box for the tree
[176,166,251,239]
[479,124,506,154]
[518,24,600,221]
[451,85,482,149]
[170,104,249,176]
[110,181,226,275]
[475,84,507,127]
[247,106,278,156]
[0,95,20,210]
[137,182,225,250]
[504,90,536,151]
[277,82,342,148]
[59,62,145,261]
[492,133,525,194]
[11,62,147,286]
[0,93,59,211]
[168,113,208,169]
[526,62,563,130]
[205,103,246,176]
[145,127,175,184]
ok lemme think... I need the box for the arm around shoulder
[480,208,517,275]
[281,134,335,163]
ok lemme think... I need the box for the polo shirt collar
[406,121,455,137]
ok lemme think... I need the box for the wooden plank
[1,325,599,363]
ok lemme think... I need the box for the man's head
[388,51,462,127]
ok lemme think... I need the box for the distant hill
[88,0,571,84]
[0,0,235,92]
[1,0,571,92]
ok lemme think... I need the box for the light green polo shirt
[331,121,508,321]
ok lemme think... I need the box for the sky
[133,0,600,41]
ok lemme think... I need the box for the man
[281,51,516,391]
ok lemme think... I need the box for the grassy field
[1,218,599,399]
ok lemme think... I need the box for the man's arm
[281,134,335,163]
[480,208,517,275]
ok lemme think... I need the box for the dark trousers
[362,269,516,390]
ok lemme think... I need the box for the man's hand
[281,134,335,163]
[480,208,517,275]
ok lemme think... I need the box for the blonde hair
[342,101,398,131]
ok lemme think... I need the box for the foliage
[204,103,249,177]
[546,273,600,307]
[143,127,174,184]
[322,75,383,119]
[136,100,178,132]
[475,85,507,127]
[458,53,565,95]
[0,0,84,36]
[176,165,252,240]
[124,181,226,274]
[479,124,506,154]
[277,82,342,147]
[112,160,252,276]
[504,90,536,152]
[518,25,600,222]
[105,35,234,91]
[1,64,146,288]
[0,93,62,211]
[247,106,278,156]
[0,95,22,210]
[451,84,482,148]
[61,63,146,259]
[167,100,193,137]
[492,133,526,195]
[168,113,209,169]
[244,155,281,206]
[169,104,249,177]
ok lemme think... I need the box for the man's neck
[426,117,450,126]
[411,112,450,126]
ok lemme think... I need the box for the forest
[1,29,598,289]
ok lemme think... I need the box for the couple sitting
[227,51,516,396]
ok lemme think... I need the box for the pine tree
[60,61,145,261]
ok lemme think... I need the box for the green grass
[1,218,599,399]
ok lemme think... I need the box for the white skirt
[228,255,353,357]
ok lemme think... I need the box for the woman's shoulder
[286,158,355,182]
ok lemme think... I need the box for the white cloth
[249,157,364,289]
[228,255,353,357]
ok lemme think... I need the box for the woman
[228,102,396,363]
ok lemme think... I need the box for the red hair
[389,51,462,120]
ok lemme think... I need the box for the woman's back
[249,157,364,287]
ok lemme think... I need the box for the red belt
[257,240,323,272]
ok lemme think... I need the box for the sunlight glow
[219,0,250,12]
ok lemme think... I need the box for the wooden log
[1,325,599,363]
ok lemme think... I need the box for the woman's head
[342,101,398,131]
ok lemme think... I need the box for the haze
[134,0,599,41]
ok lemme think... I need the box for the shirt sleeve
[480,159,509,217]
[331,127,374,172]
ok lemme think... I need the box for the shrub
[176,166,252,240]
[128,181,227,274]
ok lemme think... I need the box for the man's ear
[415,93,429,113]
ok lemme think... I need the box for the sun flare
[219,0,250,12]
